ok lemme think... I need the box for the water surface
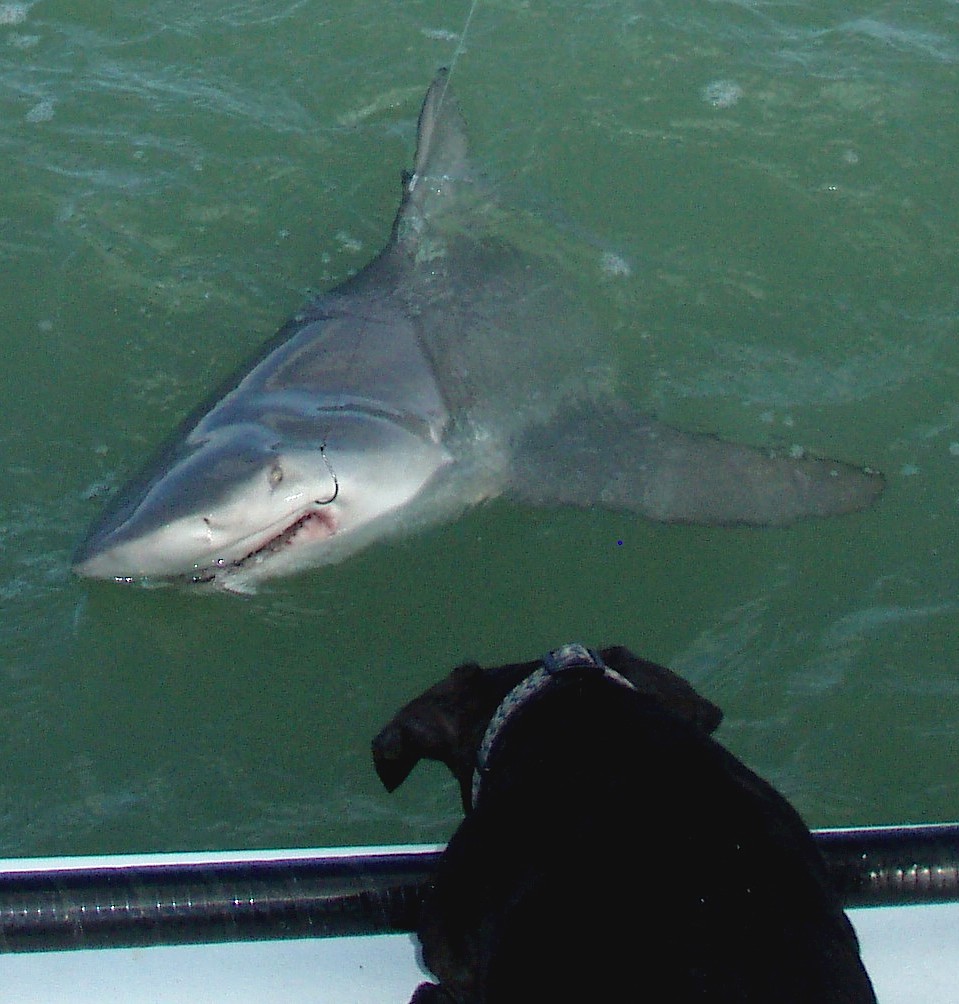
[1,0,957,855]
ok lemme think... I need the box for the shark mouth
[192,508,338,583]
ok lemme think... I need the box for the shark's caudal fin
[509,403,884,526]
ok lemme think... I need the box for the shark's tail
[392,70,476,244]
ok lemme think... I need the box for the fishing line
[312,0,480,500]
[445,0,481,87]
[424,0,481,123]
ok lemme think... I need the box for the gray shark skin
[74,71,883,591]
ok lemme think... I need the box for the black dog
[373,644,876,1003]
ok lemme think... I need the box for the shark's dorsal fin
[392,69,474,243]
[412,69,469,180]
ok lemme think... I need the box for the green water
[1,0,958,856]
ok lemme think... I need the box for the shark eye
[268,464,284,488]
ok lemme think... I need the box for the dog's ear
[600,646,724,734]
[372,663,488,794]
[371,718,426,793]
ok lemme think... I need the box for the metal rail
[1,824,957,953]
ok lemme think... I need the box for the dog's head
[372,646,722,811]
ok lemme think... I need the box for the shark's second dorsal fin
[393,70,474,242]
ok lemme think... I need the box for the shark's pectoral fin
[508,403,884,526]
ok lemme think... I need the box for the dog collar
[471,643,636,808]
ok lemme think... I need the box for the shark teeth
[235,509,337,568]
[189,509,337,584]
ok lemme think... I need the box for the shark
[73,71,883,591]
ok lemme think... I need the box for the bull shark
[74,71,883,591]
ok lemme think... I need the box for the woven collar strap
[471,643,636,808]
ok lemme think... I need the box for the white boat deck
[1,906,957,1003]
